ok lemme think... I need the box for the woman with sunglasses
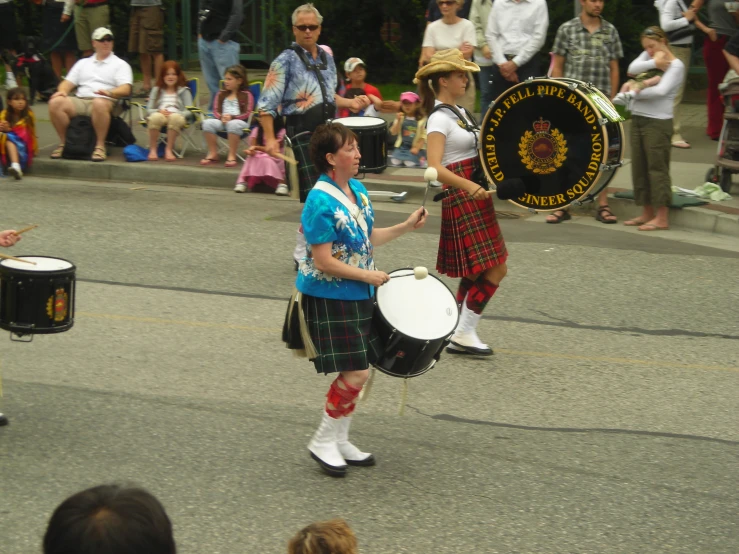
[617,26,684,231]
[417,49,507,356]
[421,0,477,112]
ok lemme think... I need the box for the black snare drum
[373,268,458,378]
[335,116,388,173]
[0,256,76,335]
[480,78,625,212]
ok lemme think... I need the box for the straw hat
[414,48,480,83]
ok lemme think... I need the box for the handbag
[666,0,696,42]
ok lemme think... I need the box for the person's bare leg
[64,51,76,73]
[148,126,160,159]
[91,98,113,149]
[641,206,669,229]
[227,133,240,161]
[625,205,655,226]
[6,141,18,163]
[204,133,218,159]
[340,368,370,388]
[140,53,152,90]
[165,128,178,160]
[48,96,76,143]
[50,52,63,79]
[153,53,163,84]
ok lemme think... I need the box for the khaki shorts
[70,96,118,117]
[75,4,110,52]
[128,6,164,54]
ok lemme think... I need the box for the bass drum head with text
[480,78,621,212]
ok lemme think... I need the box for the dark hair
[309,122,357,175]
[287,519,358,554]
[5,87,34,137]
[417,71,452,116]
[43,485,177,554]
[224,64,248,88]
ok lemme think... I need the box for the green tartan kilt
[303,294,382,374]
[289,131,319,203]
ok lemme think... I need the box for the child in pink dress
[234,114,287,195]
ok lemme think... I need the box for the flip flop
[165,156,177,162]
[672,140,691,149]
[50,144,65,159]
[638,223,669,231]
[224,159,238,168]
[200,157,218,165]
[624,218,647,226]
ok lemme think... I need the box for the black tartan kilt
[302,295,382,374]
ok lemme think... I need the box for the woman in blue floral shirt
[291,122,426,477]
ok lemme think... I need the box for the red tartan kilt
[437,157,508,278]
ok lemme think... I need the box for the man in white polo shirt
[48,27,133,162]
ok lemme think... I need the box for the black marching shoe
[0,413,8,426]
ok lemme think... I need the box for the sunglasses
[294,25,319,32]
[438,0,457,5]
[97,36,114,42]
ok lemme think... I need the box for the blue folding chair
[132,78,205,158]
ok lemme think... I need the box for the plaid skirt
[289,131,319,203]
[303,295,382,374]
[437,157,508,278]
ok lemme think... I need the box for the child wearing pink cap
[389,91,427,167]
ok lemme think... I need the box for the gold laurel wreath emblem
[518,129,568,175]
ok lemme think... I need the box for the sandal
[91,146,106,162]
[638,223,669,231]
[200,157,218,165]
[545,209,571,224]
[595,205,617,224]
[224,159,238,168]
[50,144,65,159]
[624,218,647,226]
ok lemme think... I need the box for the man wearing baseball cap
[339,57,383,117]
[48,27,133,162]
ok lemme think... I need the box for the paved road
[1,177,737,554]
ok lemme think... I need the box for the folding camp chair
[212,80,262,161]
[131,78,205,158]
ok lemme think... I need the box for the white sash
[313,181,369,236]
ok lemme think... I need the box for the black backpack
[106,115,136,147]
[62,116,96,160]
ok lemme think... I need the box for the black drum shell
[0,256,76,335]
[336,117,388,174]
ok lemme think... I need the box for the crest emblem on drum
[518,118,568,175]
[47,288,68,322]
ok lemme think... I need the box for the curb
[31,159,739,238]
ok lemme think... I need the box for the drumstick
[13,224,38,236]
[252,146,298,165]
[0,252,36,265]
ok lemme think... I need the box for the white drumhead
[376,269,458,340]
[0,256,73,271]
[335,116,385,128]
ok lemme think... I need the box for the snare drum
[334,116,388,173]
[373,268,458,378]
[480,77,625,212]
[0,256,76,335]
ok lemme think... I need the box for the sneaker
[389,158,402,166]
[234,183,246,193]
[275,183,289,196]
[403,160,418,168]
[7,166,22,180]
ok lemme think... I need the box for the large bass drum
[480,78,625,212]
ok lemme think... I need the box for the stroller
[705,74,739,193]
[2,36,60,105]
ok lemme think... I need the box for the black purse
[666,0,696,42]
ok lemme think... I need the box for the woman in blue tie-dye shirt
[288,122,427,478]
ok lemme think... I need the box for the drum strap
[429,103,480,151]
[291,45,336,126]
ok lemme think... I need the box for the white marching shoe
[447,303,493,356]
[307,411,348,477]
[336,416,376,466]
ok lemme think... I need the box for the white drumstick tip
[423,167,438,183]
[414,266,429,280]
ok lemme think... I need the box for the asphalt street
[0,176,737,554]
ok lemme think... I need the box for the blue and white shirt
[297,175,375,301]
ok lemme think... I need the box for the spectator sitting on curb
[43,484,177,554]
[48,27,133,163]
